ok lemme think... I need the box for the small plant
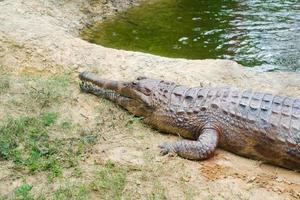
[41,112,58,126]
[60,120,72,130]
[53,184,90,200]
[80,134,98,144]
[14,183,34,199]
[1,182,46,200]
[90,160,127,199]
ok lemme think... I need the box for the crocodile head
[79,72,160,117]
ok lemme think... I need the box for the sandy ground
[0,0,300,199]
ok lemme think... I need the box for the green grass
[14,183,34,199]
[2,74,71,114]
[147,181,167,200]
[90,160,127,200]
[4,163,127,200]
[41,112,58,126]
[0,72,133,199]
[0,112,92,180]
[0,182,46,200]
[53,184,90,200]
[0,75,10,94]
[1,161,129,200]
[26,74,70,108]
[0,113,60,176]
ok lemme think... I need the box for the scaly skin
[79,72,300,171]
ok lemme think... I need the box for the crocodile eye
[142,88,151,96]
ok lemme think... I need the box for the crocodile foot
[158,143,176,156]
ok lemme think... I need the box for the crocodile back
[191,86,300,169]
[198,87,300,142]
[149,80,300,170]
[152,82,300,170]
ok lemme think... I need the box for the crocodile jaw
[79,72,154,117]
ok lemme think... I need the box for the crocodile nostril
[137,76,147,80]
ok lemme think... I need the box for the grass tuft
[41,112,58,126]
[26,75,70,108]
[0,114,60,177]
[15,183,33,198]
[147,181,167,200]
[90,160,127,199]
[1,182,47,200]
[53,184,89,200]
[0,112,89,180]
[0,75,10,94]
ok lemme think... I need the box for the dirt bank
[0,0,299,199]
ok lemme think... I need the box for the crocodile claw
[158,143,174,156]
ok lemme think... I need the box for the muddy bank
[0,0,299,199]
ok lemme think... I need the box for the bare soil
[0,0,299,199]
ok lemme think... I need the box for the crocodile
[79,71,300,171]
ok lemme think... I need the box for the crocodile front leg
[159,129,219,160]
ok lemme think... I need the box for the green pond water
[81,0,300,71]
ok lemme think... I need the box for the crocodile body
[79,72,300,171]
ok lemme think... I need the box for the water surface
[81,0,300,71]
